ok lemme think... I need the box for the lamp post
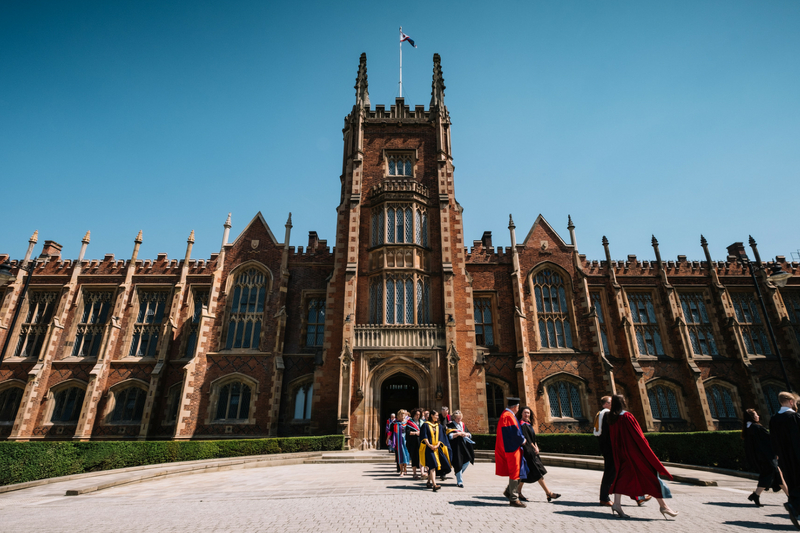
[0,261,35,364]
[738,252,794,392]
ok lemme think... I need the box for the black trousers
[600,451,615,502]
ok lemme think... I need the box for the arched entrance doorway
[380,373,419,449]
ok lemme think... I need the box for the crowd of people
[384,390,800,530]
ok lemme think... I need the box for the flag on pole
[400,32,416,48]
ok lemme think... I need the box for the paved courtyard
[0,461,794,532]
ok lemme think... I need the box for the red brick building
[1,54,799,447]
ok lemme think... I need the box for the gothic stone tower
[312,53,488,449]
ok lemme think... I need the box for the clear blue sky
[2,1,799,264]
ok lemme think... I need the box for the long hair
[607,394,627,425]
[742,408,759,438]
[516,406,532,422]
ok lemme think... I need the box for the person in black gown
[406,408,423,480]
[770,391,800,529]
[516,406,560,502]
[743,408,787,506]
[446,410,475,487]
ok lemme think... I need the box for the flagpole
[399,26,403,98]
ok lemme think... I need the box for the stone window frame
[0,379,26,425]
[102,378,150,426]
[368,272,431,325]
[10,288,60,360]
[485,376,512,433]
[206,373,259,425]
[219,261,273,353]
[527,263,578,353]
[729,290,772,356]
[590,290,614,357]
[162,382,183,426]
[370,202,429,248]
[676,289,723,358]
[43,378,88,426]
[122,285,172,360]
[624,289,671,358]
[779,288,800,347]
[179,285,210,360]
[64,284,117,359]
[702,378,741,421]
[472,292,499,349]
[383,149,417,179]
[286,374,315,423]
[541,372,589,423]
[299,290,327,348]
[644,378,687,423]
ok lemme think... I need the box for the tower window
[387,154,413,177]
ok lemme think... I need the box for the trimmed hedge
[472,431,747,471]
[0,435,344,486]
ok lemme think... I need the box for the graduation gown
[609,411,672,498]
[520,421,548,483]
[390,419,410,465]
[770,410,800,492]
[744,423,781,491]
[419,421,452,475]
[405,419,422,468]
[495,408,529,480]
[446,420,475,472]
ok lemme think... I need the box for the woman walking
[446,410,475,487]
[419,410,452,491]
[743,408,788,506]
[389,409,411,476]
[517,406,560,502]
[608,395,678,520]
[406,409,423,479]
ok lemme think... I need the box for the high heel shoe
[747,492,762,507]
[659,507,679,520]
[610,505,629,518]
[547,492,561,502]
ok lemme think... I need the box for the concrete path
[0,457,793,532]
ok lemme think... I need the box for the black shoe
[748,492,762,507]
[458,483,464,488]
[519,494,529,502]
[785,503,800,530]
[547,493,561,502]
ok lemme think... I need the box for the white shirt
[778,406,796,414]
[746,421,752,428]
[593,408,609,437]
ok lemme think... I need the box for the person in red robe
[608,394,678,520]
[495,397,529,508]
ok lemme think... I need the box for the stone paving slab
[0,461,793,532]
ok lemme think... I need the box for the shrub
[0,435,344,486]
[471,430,746,471]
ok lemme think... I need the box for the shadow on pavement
[472,495,509,502]
[449,500,506,507]
[550,501,605,507]
[384,485,431,491]
[705,501,778,508]
[723,520,795,530]
[554,510,654,521]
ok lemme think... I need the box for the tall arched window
[486,381,505,420]
[546,379,583,418]
[763,383,783,415]
[369,274,430,325]
[110,386,147,423]
[51,386,85,423]
[225,268,268,350]
[705,383,737,420]
[371,204,428,247]
[0,386,24,423]
[214,380,253,422]
[293,382,313,420]
[532,269,573,349]
[647,383,681,420]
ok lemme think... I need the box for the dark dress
[744,423,781,491]
[596,410,615,502]
[405,419,422,468]
[446,420,475,472]
[520,421,548,483]
[419,421,452,475]
[770,410,800,510]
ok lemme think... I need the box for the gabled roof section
[521,214,569,249]
[230,212,280,247]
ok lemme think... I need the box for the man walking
[770,391,800,530]
[593,395,614,507]
[495,397,528,507]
